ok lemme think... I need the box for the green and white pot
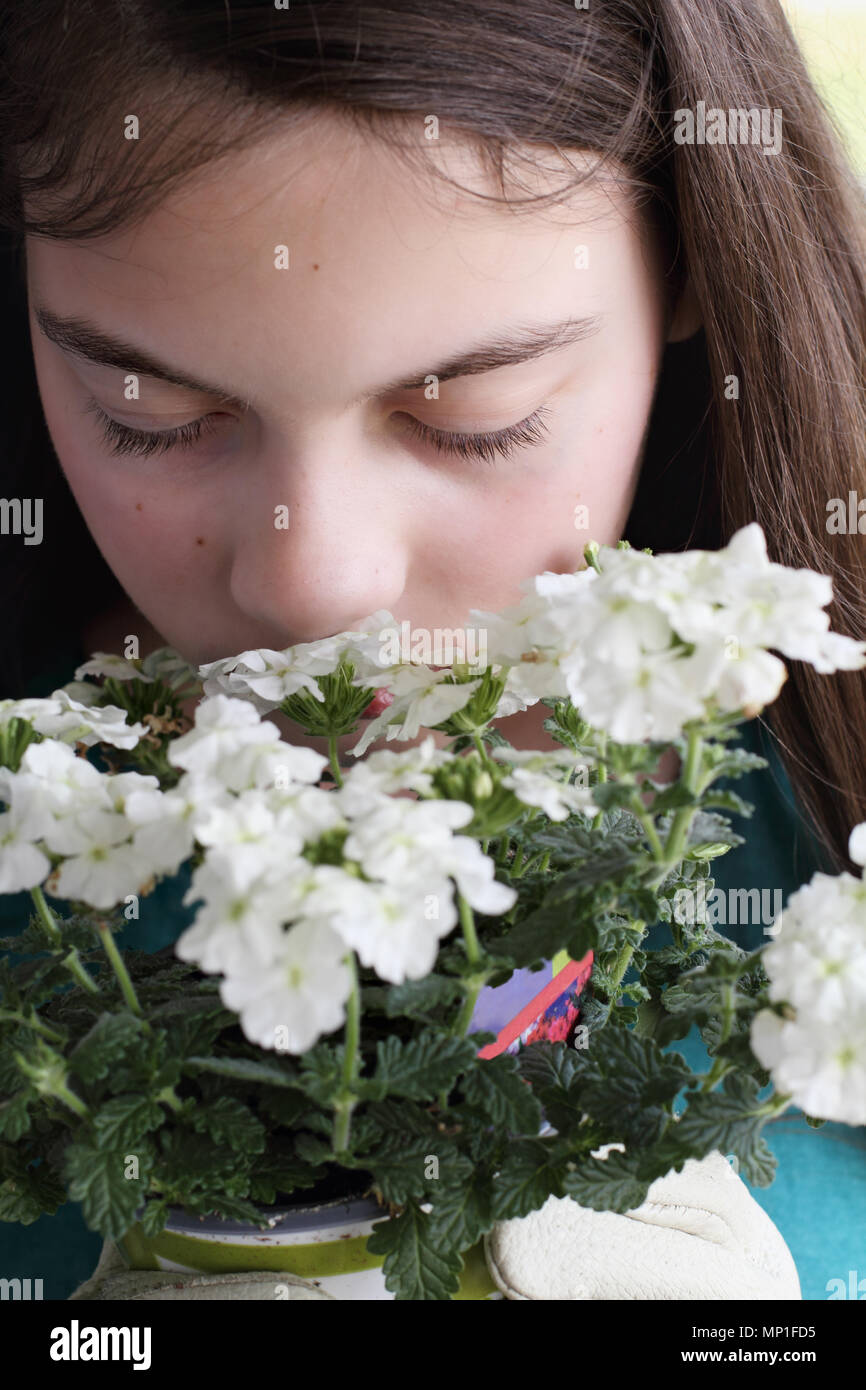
[119,1195,502,1300]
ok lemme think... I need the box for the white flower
[343,797,474,882]
[218,918,353,1053]
[439,834,518,914]
[750,1009,866,1125]
[349,667,482,756]
[168,695,282,782]
[178,855,303,973]
[32,690,147,750]
[750,847,866,1124]
[0,696,63,729]
[0,810,51,892]
[337,735,453,815]
[0,740,108,839]
[324,874,459,983]
[74,652,154,683]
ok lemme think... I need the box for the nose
[227,438,410,644]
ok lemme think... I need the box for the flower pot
[118,1195,502,1300]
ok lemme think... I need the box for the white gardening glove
[484,1150,802,1300]
[69,1239,333,1300]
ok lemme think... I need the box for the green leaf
[189,1097,266,1153]
[68,1013,146,1084]
[93,1094,164,1149]
[140,1198,169,1239]
[428,1178,495,1251]
[573,1027,692,1147]
[382,976,464,1020]
[366,1203,463,1300]
[0,1089,32,1141]
[65,1140,151,1241]
[365,1033,477,1103]
[461,1054,543,1134]
[561,1149,650,1212]
[672,1074,778,1186]
[183,1055,300,1087]
[490,1137,572,1220]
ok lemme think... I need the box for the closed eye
[83,395,554,466]
[83,397,229,457]
[400,405,553,466]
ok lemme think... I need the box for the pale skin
[24,111,700,765]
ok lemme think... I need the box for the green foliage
[0,712,795,1300]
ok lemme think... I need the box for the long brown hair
[0,0,863,870]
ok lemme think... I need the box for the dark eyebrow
[33,306,252,410]
[350,314,603,404]
[33,305,602,410]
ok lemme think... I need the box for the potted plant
[2,524,865,1300]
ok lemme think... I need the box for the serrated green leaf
[189,1097,266,1153]
[65,1140,151,1241]
[93,1094,164,1149]
[462,1054,542,1134]
[366,1203,463,1300]
[0,1089,32,1141]
[365,1033,477,1103]
[561,1149,650,1212]
[68,1013,146,1084]
[183,1055,300,1087]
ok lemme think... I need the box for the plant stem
[94,920,146,1023]
[472,732,496,772]
[628,793,666,861]
[327,733,344,787]
[451,893,487,1038]
[333,953,360,1153]
[30,885,62,945]
[663,725,703,865]
[61,948,101,996]
[53,1079,92,1120]
[0,1009,65,1043]
[606,922,645,1001]
[591,734,607,829]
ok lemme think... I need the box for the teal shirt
[1,638,864,1299]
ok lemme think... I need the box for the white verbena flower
[218,918,353,1054]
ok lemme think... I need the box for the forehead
[25,113,649,407]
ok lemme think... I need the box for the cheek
[37,376,225,602]
[456,374,656,590]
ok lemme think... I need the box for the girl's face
[25,113,695,715]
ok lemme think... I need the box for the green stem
[495,836,511,866]
[54,1079,92,1120]
[451,894,487,1038]
[0,1009,65,1043]
[664,726,703,865]
[94,920,146,1023]
[30,885,62,945]
[156,1086,184,1113]
[472,732,497,773]
[328,733,344,787]
[628,792,666,861]
[333,954,360,1153]
[606,923,645,1000]
[591,734,607,829]
[61,948,100,996]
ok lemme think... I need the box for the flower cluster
[0,740,167,907]
[166,704,516,1050]
[473,524,866,742]
[750,822,866,1124]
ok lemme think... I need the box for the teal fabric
[1,642,864,1299]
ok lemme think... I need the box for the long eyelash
[404,404,553,466]
[83,398,222,458]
